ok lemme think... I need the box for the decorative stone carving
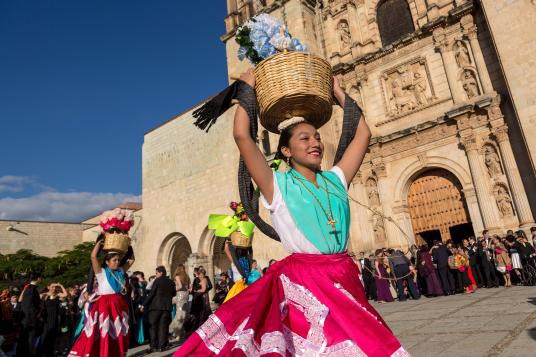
[460,134,478,152]
[461,69,480,99]
[337,20,352,50]
[372,214,386,242]
[382,60,434,117]
[494,184,514,217]
[483,145,502,177]
[366,178,380,207]
[454,40,471,68]
[348,85,363,106]
[492,125,509,143]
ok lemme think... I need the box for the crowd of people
[356,228,536,303]
[0,259,271,356]
[0,228,534,355]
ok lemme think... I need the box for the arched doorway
[407,168,474,245]
[157,233,192,276]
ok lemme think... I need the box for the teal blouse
[275,168,350,254]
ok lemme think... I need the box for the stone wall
[0,220,88,257]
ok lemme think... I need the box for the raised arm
[57,283,68,299]
[121,246,135,272]
[332,77,371,184]
[233,69,274,203]
[91,240,103,275]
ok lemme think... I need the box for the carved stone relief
[372,214,386,242]
[494,184,514,217]
[381,59,435,117]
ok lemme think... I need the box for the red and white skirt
[175,253,409,356]
[68,293,129,357]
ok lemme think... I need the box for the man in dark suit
[388,249,420,301]
[477,239,499,288]
[431,240,454,295]
[16,272,42,357]
[358,252,376,300]
[143,266,176,352]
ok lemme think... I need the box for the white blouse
[260,166,348,254]
[95,268,122,295]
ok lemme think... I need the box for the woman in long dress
[68,240,134,357]
[175,71,408,356]
[190,268,212,330]
[374,250,394,303]
[169,264,191,339]
[417,245,443,297]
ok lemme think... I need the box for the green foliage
[235,26,263,65]
[0,242,95,288]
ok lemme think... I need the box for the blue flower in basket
[258,43,277,59]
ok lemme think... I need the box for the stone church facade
[134,0,536,279]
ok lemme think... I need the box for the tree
[0,242,95,288]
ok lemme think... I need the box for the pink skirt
[175,253,409,356]
[68,293,129,357]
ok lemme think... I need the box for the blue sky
[0,0,229,221]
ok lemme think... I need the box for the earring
[286,156,291,166]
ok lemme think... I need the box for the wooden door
[408,169,470,244]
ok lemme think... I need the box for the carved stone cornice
[378,124,458,158]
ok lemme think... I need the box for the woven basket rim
[254,51,330,69]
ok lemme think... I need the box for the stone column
[433,29,466,103]
[462,15,495,94]
[373,163,403,248]
[460,134,500,229]
[492,125,535,226]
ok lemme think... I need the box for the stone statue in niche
[484,145,502,177]
[454,40,471,68]
[366,178,381,207]
[337,21,351,50]
[495,185,514,217]
[462,70,479,98]
[373,214,386,242]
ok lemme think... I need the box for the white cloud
[0,191,140,222]
[0,176,33,193]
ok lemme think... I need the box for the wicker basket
[254,51,333,133]
[231,231,252,248]
[103,232,130,254]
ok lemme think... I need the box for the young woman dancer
[68,240,134,357]
[175,69,409,356]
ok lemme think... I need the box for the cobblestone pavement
[373,286,536,356]
[130,285,536,356]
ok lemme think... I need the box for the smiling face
[280,122,324,170]
[105,254,121,270]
